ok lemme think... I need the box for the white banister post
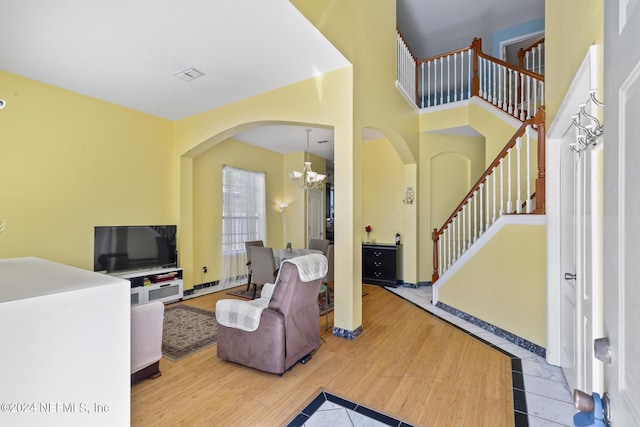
[461,206,466,253]
[438,236,442,276]
[468,49,472,99]
[427,61,431,108]
[473,191,478,241]
[492,167,497,223]
[452,218,457,262]
[499,158,505,216]
[529,77,538,117]
[526,75,532,120]
[507,148,513,213]
[456,213,461,259]
[447,55,451,103]
[516,137,522,213]
[503,65,507,110]
[454,52,458,102]
[497,64,502,108]
[481,58,486,99]
[447,224,453,267]
[492,62,497,104]
[485,176,491,228]
[479,183,484,234]
[442,228,447,271]
[440,57,444,105]
[508,69,514,115]
[420,62,425,108]
[467,201,471,249]
[520,73,525,120]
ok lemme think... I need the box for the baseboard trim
[435,301,546,358]
[332,325,363,340]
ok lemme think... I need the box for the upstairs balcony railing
[431,107,546,283]
[397,34,545,122]
[518,37,545,75]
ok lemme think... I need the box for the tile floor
[290,285,577,427]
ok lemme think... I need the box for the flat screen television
[94,225,177,273]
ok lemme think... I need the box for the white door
[306,189,324,243]
[602,0,640,424]
[560,132,578,391]
[560,126,602,395]
[575,139,604,395]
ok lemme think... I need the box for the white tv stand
[111,267,183,305]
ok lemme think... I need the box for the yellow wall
[419,132,485,281]
[0,72,174,269]
[430,152,471,229]
[177,0,420,331]
[295,0,420,287]
[438,223,547,346]
[417,101,535,283]
[173,67,366,330]
[192,138,285,287]
[361,138,404,244]
[545,0,604,124]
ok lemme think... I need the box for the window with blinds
[221,166,266,254]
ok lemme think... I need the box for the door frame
[546,45,602,367]
[306,188,324,243]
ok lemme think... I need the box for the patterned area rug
[162,305,218,362]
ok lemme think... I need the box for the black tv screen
[94,225,177,273]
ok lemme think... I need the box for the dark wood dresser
[362,244,402,287]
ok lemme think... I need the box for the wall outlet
[202,266,207,273]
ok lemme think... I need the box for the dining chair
[244,240,264,292]
[309,238,330,255]
[320,244,334,331]
[248,246,276,299]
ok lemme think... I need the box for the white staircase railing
[518,37,545,76]
[396,36,545,122]
[396,31,416,103]
[431,108,546,283]
[478,53,544,121]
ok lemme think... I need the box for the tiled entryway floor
[288,390,412,427]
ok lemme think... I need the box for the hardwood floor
[131,285,514,426]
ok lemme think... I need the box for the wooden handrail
[478,50,545,81]
[415,44,473,66]
[533,108,546,213]
[431,107,546,283]
[518,37,545,69]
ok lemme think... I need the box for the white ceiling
[0,0,349,120]
[0,0,543,160]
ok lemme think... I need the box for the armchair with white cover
[215,253,328,375]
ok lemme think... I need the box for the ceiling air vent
[174,67,206,82]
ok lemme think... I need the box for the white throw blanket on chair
[215,254,327,332]
[280,253,327,282]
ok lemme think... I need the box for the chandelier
[288,129,326,190]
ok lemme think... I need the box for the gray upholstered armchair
[215,253,327,375]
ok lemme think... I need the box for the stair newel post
[432,228,439,283]
[471,37,481,97]
[533,106,546,214]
